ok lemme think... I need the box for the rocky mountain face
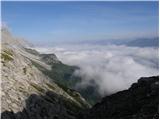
[79,76,159,119]
[40,54,61,64]
[1,28,90,119]
[1,28,159,119]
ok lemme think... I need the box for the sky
[2,1,159,46]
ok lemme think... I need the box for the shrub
[1,52,13,61]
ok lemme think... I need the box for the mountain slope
[28,48,100,105]
[79,76,159,119]
[1,28,90,118]
[1,28,158,119]
[31,53,101,105]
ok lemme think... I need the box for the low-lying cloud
[35,44,159,96]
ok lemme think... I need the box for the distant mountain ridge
[76,37,159,47]
[126,37,159,47]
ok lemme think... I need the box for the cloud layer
[35,44,159,96]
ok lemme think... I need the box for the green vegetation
[56,82,83,104]
[49,63,81,88]
[1,53,13,61]
[4,50,13,56]
[77,86,102,105]
[31,60,47,71]
[46,83,55,90]
[66,89,88,108]
[45,91,85,114]
[31,58,99,105]
[62,98,84,113]
[31,60,81,88]
[24,48,40,56]
[30,83,45,93]
[1,50,14,61]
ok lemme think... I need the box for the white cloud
[35,44,159,96]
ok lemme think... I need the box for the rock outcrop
[1,91,88,119]
[79,76,159,119]
[40,54,61,64]
[1,28,90,118]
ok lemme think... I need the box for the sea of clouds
[35,44,159,96]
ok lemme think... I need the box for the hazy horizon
[2,1,158,46]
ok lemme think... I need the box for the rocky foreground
[78,76,159,119]
[1,75,159,119]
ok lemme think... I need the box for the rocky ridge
[1,28,90,118]
[79,76,159,119]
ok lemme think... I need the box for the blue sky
[2,1,159,45]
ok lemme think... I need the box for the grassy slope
[30,51,100,105]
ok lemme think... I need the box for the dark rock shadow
[78,76,159,119]
[1,76,159,119]
[1,91,84,119]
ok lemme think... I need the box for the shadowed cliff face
[2,76,159,119]
[78,76,159,119]
[1,91,86,119]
